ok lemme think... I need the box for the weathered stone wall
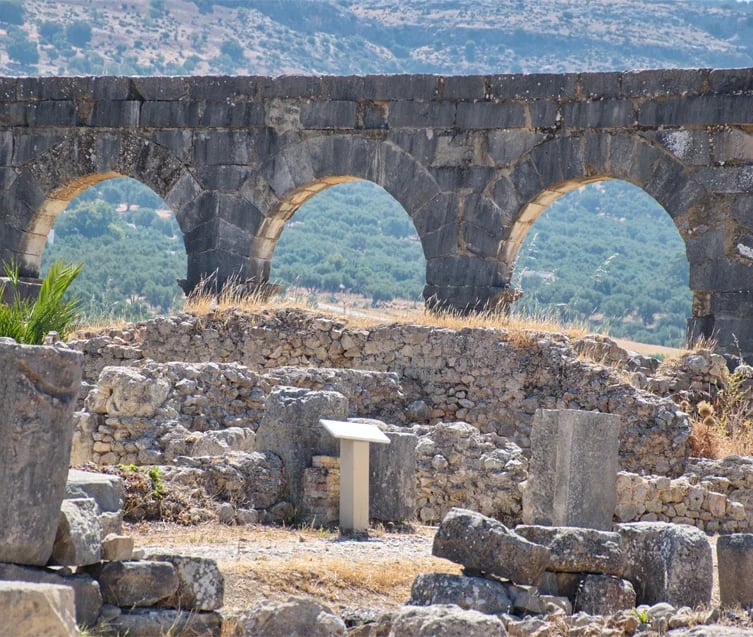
[5,71,753,356]
[70,308,690,476]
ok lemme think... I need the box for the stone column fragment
[523,408,621,530]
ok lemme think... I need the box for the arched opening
[510,180,691,348]
[41,176,185,321]
[270,180,426,310]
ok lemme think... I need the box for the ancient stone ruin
[6,307,753,635]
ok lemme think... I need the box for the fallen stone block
[101,534,134,562]
[717,533,753,608]
[228,596,346,636]
[0,562,102,629]
[88,560,179,607]
[66,469,124,513]
[432,508,550,586]
[51,497,103,567]
[409,572,512,614]
[388,604,506,637]
[98,608,223,637]
[141,551,224,611]
[617,522,712,607]
[0,581,77,637]
[515,525,624,575]
[575,574,636,615]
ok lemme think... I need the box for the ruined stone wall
[70,308,690,476]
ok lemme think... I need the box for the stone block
[0,581,77,637]
[387,604,506,637]
[617,522,712,607]
[86,366,170,418]
[639,95,753,127]
[259,75,325,98]
[187,75,257,100]
[361,74,439,100]
[369,428,417,522]
[100,608,223,637]
[528,99,558,128]
[578,71,622,99]
[0,562,102,629]
[199,101,265,127]
[515,525,624,575]
[0,340,82,566]
[89,560,179,607]
[140,101,200,128]
[389,100,456,128]
[300,100,357,129]
[141,552,224,611]
[409,572,512,614]
[90,100,141,127]
[441,75,487,100]
[522,409,621,530]
[709,68,753,94]
[717,534,753,608]
[622,69,706,97]
[456,101,526,129]
[432,508,550,586]
[130,77,188,100]
[51,498,103,567]
[67,469,124,513]
[574,574,636,615]
[102,534,134,562]
[490,73,578,99]
[255,387,347,510]
[230,596,346,636]
[562,100,634,129]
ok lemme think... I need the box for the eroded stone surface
[432,508,550,586]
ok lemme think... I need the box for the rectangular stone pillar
[523,409,621,530]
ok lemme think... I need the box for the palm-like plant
[0,260,83,344]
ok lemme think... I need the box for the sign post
[320,419,390,532]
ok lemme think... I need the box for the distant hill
[2,0,753,76]
[7,0,749,346]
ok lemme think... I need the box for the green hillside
[12,0,749,345]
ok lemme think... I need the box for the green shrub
[0,260,82,344]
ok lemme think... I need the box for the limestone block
[0,562,102,629]
[70,412,98,465]
[90,560,179,607]
[229,596,346,636]
[717,534,753,608]
[141,552,224,611]
[255,387,347,509]
[409,572,512,614]
[523,409,621,530]
[388,604,506,637]
[515,525,624,575]
[67,469,124,513]
[51,497,103,567]
[0,340,82,566]
[369,427,417,522]
[100,608,223,637]
[87,366,170,417]
[102,534,134,562]
[575,574,636,615]
[617,522,712,607]
[432,508,550,586]
[0,581,77,637]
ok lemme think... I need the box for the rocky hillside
[1,0,753,76]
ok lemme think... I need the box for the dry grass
[183,278,589,339]
[129,521,459,614]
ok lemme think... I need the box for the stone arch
[8,130,200,278]
[498,133,709,269]
[245,135,444,280]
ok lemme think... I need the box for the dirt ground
[128,520,460,615]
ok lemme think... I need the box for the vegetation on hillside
[2,0,753,76]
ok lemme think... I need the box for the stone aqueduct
[2,69,753,357]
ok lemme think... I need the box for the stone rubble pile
[0,469,226,636]
[69,308,692,475]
